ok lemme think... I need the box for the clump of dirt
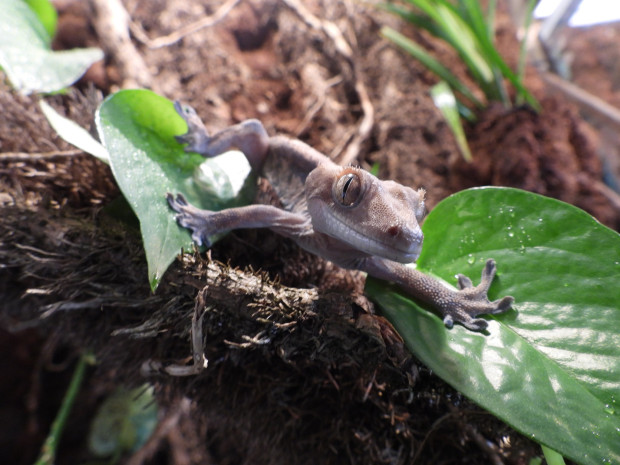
[452,97,619,229]
[0,199,537,465]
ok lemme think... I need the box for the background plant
[381,0,540,158]
[382,0,539,113]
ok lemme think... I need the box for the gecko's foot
[173,101,211,154]
[167,192,214,247]
[442,259,514,331]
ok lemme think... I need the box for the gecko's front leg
[363,258,513,331]
[174,102,269,171]
[167,193,311,246]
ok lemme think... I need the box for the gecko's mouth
[323,214,422,264]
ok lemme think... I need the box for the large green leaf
[96,89,254,290]
[0,0,102,94]
[367,187,620,465]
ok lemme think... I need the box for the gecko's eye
[334,172,362,207]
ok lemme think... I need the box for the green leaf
[402,0,494,86]
[96,89,254,290]
[379,4,446,41]
[516,0,539,106]
[430,82,473,160]
[435,2,494,84]
[367,187,620,465]
[24,0,57,38]
[88,386,158,457]
[460,0,493,48]
[381,26,482,108]
[0,0,102,94]
[459,0,508,103]
[39,100,110,164]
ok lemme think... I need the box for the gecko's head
[305,164,425,263]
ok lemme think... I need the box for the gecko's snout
[372,222,423,264]
[387,225,400,237]
[391,222,423,263]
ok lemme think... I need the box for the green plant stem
[482,0,511,106]
[516,0,538,106]
[485,0,497,42]
[34,351,93,465]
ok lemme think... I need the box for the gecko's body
[168,103,513,331]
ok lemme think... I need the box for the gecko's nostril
[387,225,400,237]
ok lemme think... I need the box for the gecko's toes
[175,193,189,206]
[173,101,210,153]
[442,315,454,329]
[174,101,197,119]
[173,100,186,115]
[166,192,214,248]
[174,102,194,145]
[457,259,499,292]
[491,295,514,314]
[440,259,513,331]
[456,274,474,290]
[464,318,489,332]
[166,192,176,207]
[481,259,497,283]
[189,230,209,247]
[167,192,189,212]
[444,314,488,332]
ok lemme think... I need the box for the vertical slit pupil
[342,175,354,202]
[342,174,353,196]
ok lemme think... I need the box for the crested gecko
[168,102,514,332]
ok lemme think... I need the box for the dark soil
[452,98,617,227]
[1,1,618,465]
